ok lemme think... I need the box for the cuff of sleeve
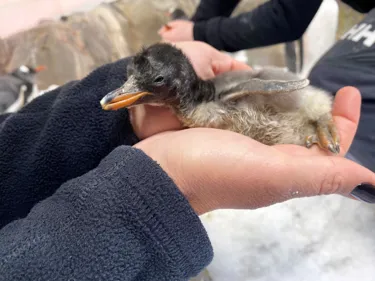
[193,21,208,42]
[102,146,213,278]
[194,17,224,51]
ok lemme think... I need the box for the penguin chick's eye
[154,76,164,84]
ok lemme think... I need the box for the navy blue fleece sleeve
[0,146,213,280]
[193,0,323,52]
[0,58,138,228]
[191,0,241,22]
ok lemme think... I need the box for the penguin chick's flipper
[253,67,340,153]
[306,117,340,154]
[211,70,309,102]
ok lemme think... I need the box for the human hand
[129,41,250,139]
[134,87,375,215]
[158,20,194,42]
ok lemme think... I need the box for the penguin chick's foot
[305,117,340,154]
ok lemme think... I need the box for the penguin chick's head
[11,65,46,82]
[100,43,204,111]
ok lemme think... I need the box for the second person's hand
[158,20,194,43]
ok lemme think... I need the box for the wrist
[153,159,219,215]
[134,140,216,215]
[193,21,207,42]
[187,22,194,41]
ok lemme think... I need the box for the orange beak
[101,75,153,111]
[34,65,47,73]
[101,91,150,111]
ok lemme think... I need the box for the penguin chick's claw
[305,118,340,154]
[327,119,341,153]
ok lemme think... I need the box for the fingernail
[351,183,375,203]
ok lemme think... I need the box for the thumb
[284,155,375,203]
[158,24,173,34]
[164,20,183,28]
[212,58,251,76]
[331,86,361,155]
[158,21,180,34]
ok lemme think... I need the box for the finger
[212,58,251,76]
[159,31,179,43]
[158,27,173,35]
[210,148,375,210]
[280,156,375,201]
[161,25,173,33]
[331,86,361,155]
[162,20,181,28]
[199,67,216,80]
[238,153,375,210]
[160,38,173,43]
[159,34,172,42]
[230,59,252,72]
[129,105,182,140]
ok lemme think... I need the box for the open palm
[130,41,358,158]
[128,42,373,214]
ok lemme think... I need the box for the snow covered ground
[199,195,375,281]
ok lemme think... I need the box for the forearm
[193,0,323,52]
[0,58,139,227]
[191,0,240,22]
[0,146,212,281]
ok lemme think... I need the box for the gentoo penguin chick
[100,43,340,154]
[0,65,46,113]
[167,7,189,20]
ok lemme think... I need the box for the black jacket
[309,8,375,171]
[191,0,373,52]
[0,58,212,280]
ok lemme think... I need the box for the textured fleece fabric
[0,58,213,280]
